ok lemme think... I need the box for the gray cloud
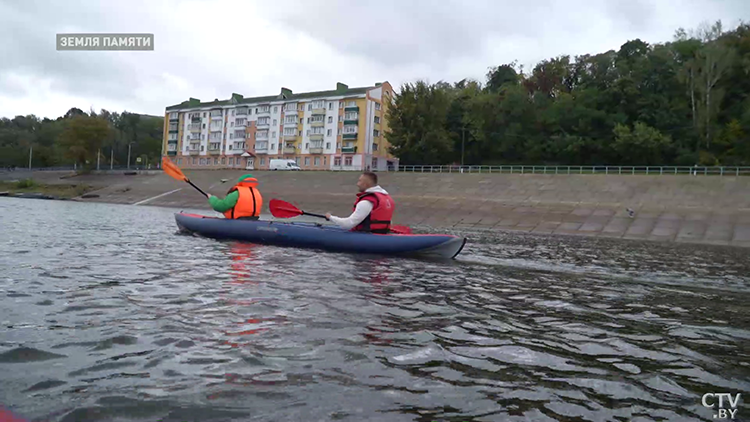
[0,0,142,103]
[255,0,557,68]
[0,0,748,119]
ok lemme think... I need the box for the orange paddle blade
[269,199,304,218]
[162,157,187,181]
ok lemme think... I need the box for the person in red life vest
[325,172,394,234]
[207,174,263,220]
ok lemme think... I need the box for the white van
[269,159,301,171]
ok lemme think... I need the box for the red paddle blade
[390,225,412,234]
[269,198,304,218]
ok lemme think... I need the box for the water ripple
[1,198,749,421]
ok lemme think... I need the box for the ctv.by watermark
[56,33,154,51]
[703,393,742,420]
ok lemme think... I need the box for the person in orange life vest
[325,172,394,234]
[207,174,263,220]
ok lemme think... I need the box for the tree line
[385,20,750,166]
[0,107,163,171]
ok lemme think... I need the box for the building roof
[166,82,387,111]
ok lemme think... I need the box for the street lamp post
[127,143,133,169]
[461,126,465,167]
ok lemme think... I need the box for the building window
[305,157,310,166]
[272,131,276,138]
[375,103,381,110]
[372,157,378,169]
[260,157,265,165]
[374,116,380,124]
[345,156,352,166]
[334,157,341,166]
[299,130,302,136]
[338,116,342,122]
[273,106,278,113]
[314,157,320,166]
[214,158,219,165]
[327,129,332,136]
[326,142,331,149]
[308,104,312,111]
[229,158,234,166]
[324,156,327,166]
[328,102,333,110]
[273,119,277,126]
[299,118,303,124]
[328,116,333,123]
[373,129,380,137]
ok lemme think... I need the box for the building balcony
[167,150,177,156]
[210,114,222,120]
[283,121,297,127]
[283,134,297,140]
[310,121,325,128]
[344,105,359,111]
[343,133,358,140]
[255,145,268,154]
[255,121,270,128]
[283,108,297,115]
[283,146,296,154]
[310,147,324,154]
[234,121,246,128]
[188,149,200,155]
[311,107,326,115]
[341,146,357,154]
[208,148,222,155]
[309,133,324,141]
[169,115,179,121]
[343,119,358,125]
[256,108,271,115]
[188,124,201,131]
[191,118,201,124]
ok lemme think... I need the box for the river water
[1,197,748,422]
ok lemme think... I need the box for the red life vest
[353,191,394,234]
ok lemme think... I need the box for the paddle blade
[390,225,412,234]
[269,198,304,218]
[162,157,187,182]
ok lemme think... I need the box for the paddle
[162,157,209,198]
[269,198,412,234]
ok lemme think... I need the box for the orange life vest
[353,191,394,234]
[223,180,263,219]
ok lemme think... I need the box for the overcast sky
[1,0,748,120]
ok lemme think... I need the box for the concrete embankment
[5,169,750,248]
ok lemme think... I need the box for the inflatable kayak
[174,213,466,259]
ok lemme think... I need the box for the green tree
[58,115,111,170]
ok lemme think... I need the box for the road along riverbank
[3,169,750,248]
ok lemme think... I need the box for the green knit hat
[238,174,256,183]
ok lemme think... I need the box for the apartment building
[162,82,398,171]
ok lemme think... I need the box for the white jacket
[328,185,389,230]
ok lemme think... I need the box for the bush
[15,179,37,189]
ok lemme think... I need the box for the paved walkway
[11,170,750,248]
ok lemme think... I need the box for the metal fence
[1,166,160,172]
[387,165,750,176]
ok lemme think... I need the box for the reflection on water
[0,197,749,422]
